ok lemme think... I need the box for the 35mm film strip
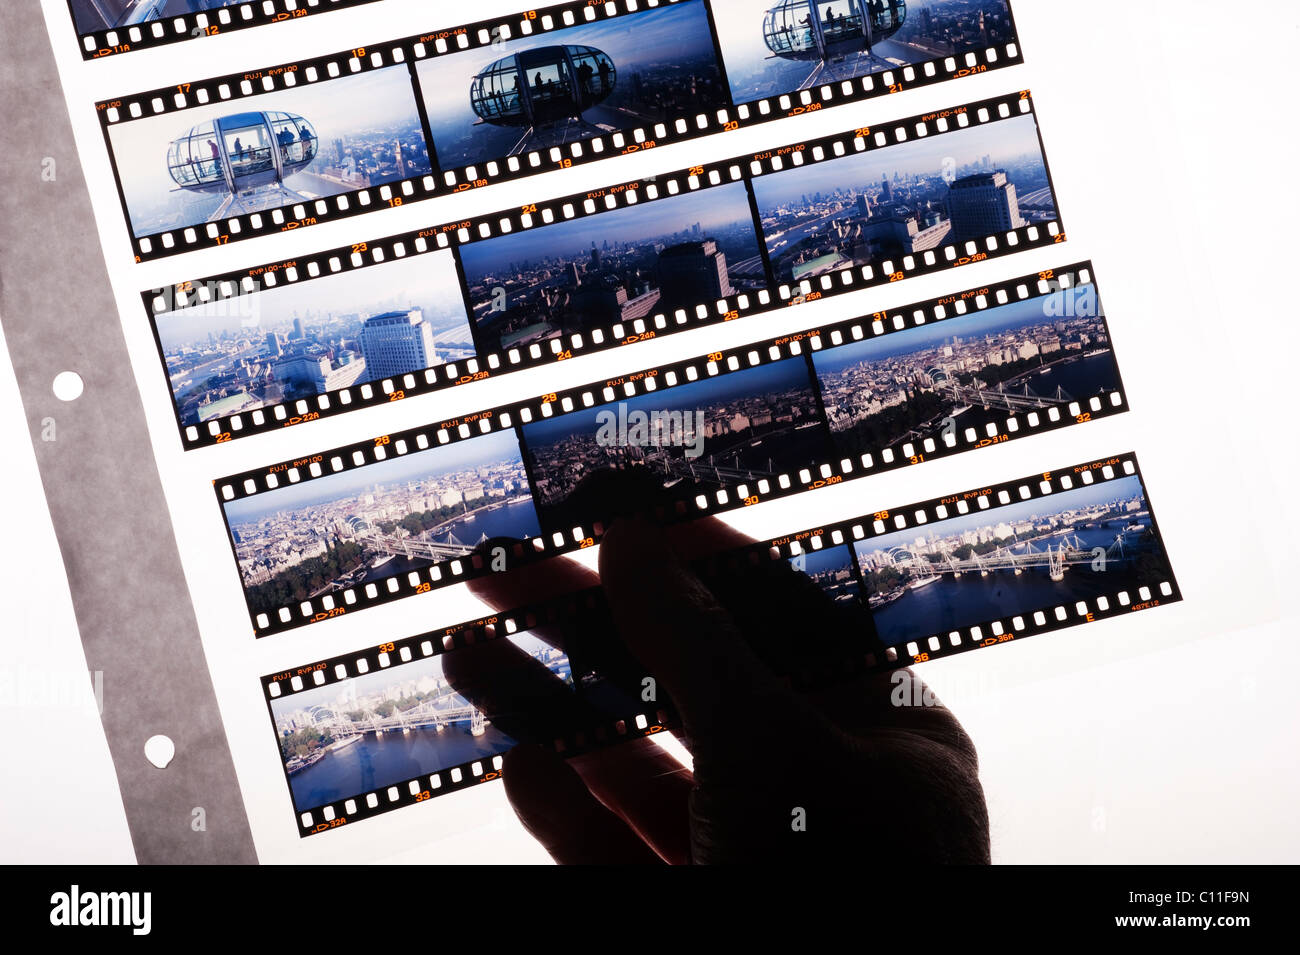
[153,90,1062,448]
[97,0,1023,260]
[267,451,1179,836]
[219,260,1122,637]
[70,0,379,60]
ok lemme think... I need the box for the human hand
[448,477,989,864]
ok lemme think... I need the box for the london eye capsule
[166,111,318,195]
[762,0,906,62]
[469,45,617,128]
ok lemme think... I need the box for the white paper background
[1,0,1295,863]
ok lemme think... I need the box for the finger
[693,547,875,680]
[467,537,600,652]
[503,744,664,865]
[598,516,822,762]
[562,466,754,561]
[448,598,696,858]
[568,736,694,864]
[569,471,870,678]
[468,537,599,611]
[442,634,591,744]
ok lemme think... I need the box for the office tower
[358,309,438,381]
[946,170,1025,240]
[656,240,732,306]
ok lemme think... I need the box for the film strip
[267,450,1179,836]
[70,0,380,60]
[219,260,1122,637]
[152,90,1063,448]
[97,0,1024,260]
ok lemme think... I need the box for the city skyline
[522,356,832,522]
[224,428,527,526]
[110,66,431,236]
[812,285,1100,376]
[461,181,766,352]
[521,356,819,448]
[792,545,858,578]
[157,250,474,427]
[155,250,469,350]
[811,285,1114,456]
[856,475,1147,560]
[458,182,760,278]
[790,543,866,606]
[270,633,560,723]
[751,113,1046,212]
[228,428,537,610]
[752,113,1052,279]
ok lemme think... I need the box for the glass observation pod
[470,45,617,127]
[762,0,907,61]
[166,111,318,194]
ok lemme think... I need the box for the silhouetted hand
[448,475,989,864]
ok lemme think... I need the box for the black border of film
[270,450,1180,837]
[72,0,380,59]
[219,259,1124,638]
[94,0,1024,261]
[152,90,1063,449]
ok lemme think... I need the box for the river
[944,352,1121,437]
[288,724,516,812]
[869,524,1156,646]
[353,498,541,586]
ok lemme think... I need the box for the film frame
[267,450,1179,836]
[219,260,1122,637]
[152,89,1064,449]
[70,0,380,60]
[96,0,1024,261]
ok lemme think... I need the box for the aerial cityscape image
[108,66,432,237]
[68,0,243,34]
[812,284,1119,459]
[789,544,867,606]
[520,356,832,531]
[750,113,1055,281]
[415,1,728,169]
[458,181,768,352]
[155,251,475,427]
[224,429,540,618]
[271,633,572,812]
[713,0,1016,102]
[855,475,1170,647]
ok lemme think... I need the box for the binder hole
[144,734,175,769]
[52,371,84,401]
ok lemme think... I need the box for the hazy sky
[521,355,814,447]
[751,113,1044,211]
[458,181,757,278]
[812,285,1097,377]
[416,1,719,132]
[109,66,426,210]
[224,428,526,525]
[156,249,468,349]
[855,474,1146,558]
[269,633,557,718]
